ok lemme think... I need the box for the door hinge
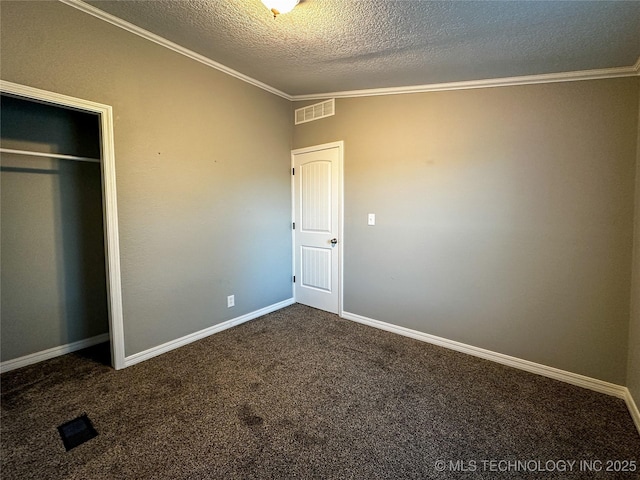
[292,168,295,175]
[293,275,296,283]
[292,222,295,230]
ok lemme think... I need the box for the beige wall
[1,1,293,357]
[2,1,638,387]
[294,79,638,384]
[629,79,640,402]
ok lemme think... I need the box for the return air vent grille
[295,99,335,125]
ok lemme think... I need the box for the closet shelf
[0,147,100,163]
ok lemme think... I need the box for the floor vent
[295,99,335,125]
[58,414,98,451]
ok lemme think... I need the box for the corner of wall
[626,77,640,419]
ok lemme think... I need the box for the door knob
[330,238,338,245]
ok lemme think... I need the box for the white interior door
[292,142,342,314]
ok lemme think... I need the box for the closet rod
[0,147,100,164]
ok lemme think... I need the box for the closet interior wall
[0,94,109,362]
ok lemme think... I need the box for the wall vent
[295,99,335,125]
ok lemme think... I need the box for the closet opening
[0,81,125,371]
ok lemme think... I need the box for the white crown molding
[58,0,292,101]
[0,333,109,374]
[124,298,295,367]
[57,1,640,104]
[293,61,640,101]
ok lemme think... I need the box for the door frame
[291,141,344,316]
[0,80,126,370]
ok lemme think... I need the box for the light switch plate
[368,213,376,226]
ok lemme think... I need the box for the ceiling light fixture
[261,0,299,18]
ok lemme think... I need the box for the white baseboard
[124,298,295,368]
[341,311,627,399]
[0,333,110,374]
[342,311,640,435]
[625,389,640,434]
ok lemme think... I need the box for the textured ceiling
[84,0,640,96]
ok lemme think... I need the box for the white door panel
[301,161,331,233]
[293,143,342,314]
[301,246,332,292]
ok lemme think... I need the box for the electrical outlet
[227,295,235,308]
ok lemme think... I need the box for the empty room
[1,0,639,478]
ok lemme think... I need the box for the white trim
[57,2,640,103]
[98,98,126,370]
[339,143,345,318]
[0,148,100,163]
[291,141,344,316]
[292,62,640,101]
[0,80,126,370]
[0,333,109,374]
[58,0,291,101]
[341,311,627,399]
[344,310,640,436]
[624,389,640,434]
[124,298,295,367]
[290,158,296,300]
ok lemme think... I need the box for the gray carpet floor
[2,304,639,479]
